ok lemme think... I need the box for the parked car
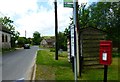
[24,44,30,49]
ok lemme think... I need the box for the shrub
[50,48,55,52]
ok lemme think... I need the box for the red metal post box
[99,40,112,65]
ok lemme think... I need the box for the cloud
[0,0,38,16]
[0,0,73,38]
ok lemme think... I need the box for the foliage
[69,2,120,52]
[88,2,120,52]
[27,38,32,44]
[58,31,67,51]
[50,48,55,52]
[57,27,69,51]
[32,31,42,45]
[17,37,26,47]
[0,16,14,29]
[2,48,16,54]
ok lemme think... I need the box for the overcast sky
[0,0,100,38]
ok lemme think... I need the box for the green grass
[36,50,74,80]
[36,49,119,81]
[112,53,120,57]
[2,48,16,54]
[78,57,119,80]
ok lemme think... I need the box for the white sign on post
[103,53,107,61]
[71,25,75,57]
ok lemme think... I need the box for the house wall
[0,31,11,49]
[40,39,47,47]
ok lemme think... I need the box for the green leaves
[32,31,42,45]
[69,2,120,52]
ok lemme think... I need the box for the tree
[69,2,120,53]
[17,37,26,47]
[88,2,120,52]
[57,28,69,51]
[32,31,42,45]
[27,38,32,44]
[0,16,14,31]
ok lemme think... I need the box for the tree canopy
[69,2,120,52]
[57,28,69,51]
[32,31,42,45]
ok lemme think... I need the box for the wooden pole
[54,0,58,60]
[104,65,108,82]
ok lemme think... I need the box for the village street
[2,46,39,81]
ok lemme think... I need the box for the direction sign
[64,0,73,3]
[70,25,75,57]
[64,0,73,8]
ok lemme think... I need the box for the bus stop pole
[73,0,78,81]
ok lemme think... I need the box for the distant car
[24,44,30,49]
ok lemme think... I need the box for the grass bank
[35,49,119,81]
[79,57,119,80]
[2,48,16,54]
[35,50,74,80]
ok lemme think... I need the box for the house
[41,37,55,48]
[0,24,12,49]
[40,39,47,47]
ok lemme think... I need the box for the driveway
[2,46,39,81]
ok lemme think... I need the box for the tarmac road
[2,46,39,81]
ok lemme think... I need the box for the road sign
[64,0,73,8]
[64,0,73,2]
[70,25,75,57]
[64,4,73,8]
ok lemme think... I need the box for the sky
[0,0,110,38]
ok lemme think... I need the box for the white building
[0,24,12,49]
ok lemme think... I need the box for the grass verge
[78,57,119,80]
[2,48,16,54]
[35,50,74,80]
[36,49,119,81]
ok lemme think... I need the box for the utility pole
[54,0,58,60]
[25,30,26,38]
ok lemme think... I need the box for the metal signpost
[73,0,77,81]
[64,0,77,81]
[70,25,77,81]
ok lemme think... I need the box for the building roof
[45,38,55,43]
[0,24,12,34]
[79,27,107,33]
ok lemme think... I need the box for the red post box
[99,40,112,65]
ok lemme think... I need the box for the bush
[112,53,120,57]
[50,48,55,52]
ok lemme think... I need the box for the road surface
[2,46,39,81]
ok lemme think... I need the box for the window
[2,34,4,42]
[5,35,8,42]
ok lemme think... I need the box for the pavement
[2,46,39,81]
